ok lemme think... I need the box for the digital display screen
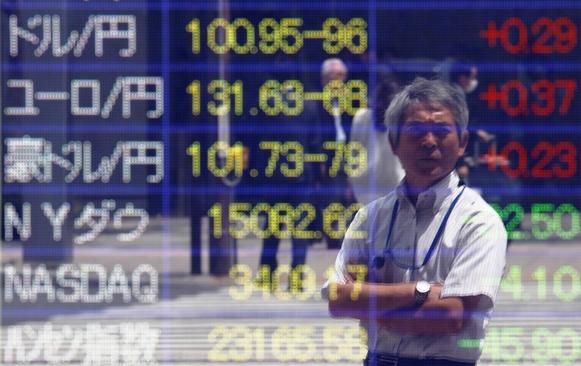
[2,1,580,364]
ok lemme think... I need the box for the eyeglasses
[400,122,456,138]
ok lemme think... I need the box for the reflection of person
[451,62,482,182]
[450,62,507,181]
[323,78,507,366]
[321,58,350,142]
[450,62,512,211]
[254,84,321,291]
[316,58,356,248]
[450,63,479,95]
[349,75,405,205]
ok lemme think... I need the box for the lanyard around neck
[382,185,466,270]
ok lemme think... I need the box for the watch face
[417,281,430,294]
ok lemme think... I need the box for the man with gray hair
[316,58,355,249]
[322,58,348,83]
[321,57,349,142]
[323,78,507,365]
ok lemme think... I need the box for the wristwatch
[414,281,431,306]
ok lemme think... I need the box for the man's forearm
[328,281,467,335]
[328,282,416,318]
[378,296,465,334]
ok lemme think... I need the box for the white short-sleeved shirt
[323,171,507,362]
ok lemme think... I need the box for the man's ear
[458,130,469,156]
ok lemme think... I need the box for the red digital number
[480,17,578,54]
[488,141,577,178]
[479,79,577,117]
[530,141,556,178]
[500,80,528,117]
[531,17,578,54]
[501,17,528,54]
[553,141,577,178]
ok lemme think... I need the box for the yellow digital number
[271,326,293,361]
[207,80,244,116]
[229,202,251,239]
[258,18,304,54]
[344,141,368,177]
[259,80,305,116]
[229,326,254,361]
[345,204,368,240]
[207,18,256,54]
[270,203,295,239]
[323,141,345,177]
[229,264,254,301]
[207,141,243,177]
[186,80,201,115]
[259,80,282,116]
[323,202,346,240]
[280,80,304,116]
[347,264,368,300]
[344,79,368,114]
[258,18,279,54]
[255,265,272,299]
[272,264,292,300]
[344,18,368,53]
[208,326,264,362]
[322,18,368,54]
[322,79,345,115]
[230,18,256,54]
[207,325,231,361]
[207,18,230,54]
[207,203,223,239]
[294,203,318,239]
[291,265,317,300]
[323,202,363,239]
[210,201,366,241]
[207,80,229,116]
[186,142,201,177]
[323,325,360,361]
[198,17,367,56]
[279,18,303,54]
[322,18,343,54]
[293,326,316,362]
[325,266,339,301]
[280,141,304,177]
[259,140,281,176]
[250,202,272,239]
[272,326,316,361]
[185,19,201,54]
[343,325,368,361]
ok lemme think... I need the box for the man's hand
[346,264,367,300]
[476,129,495,143]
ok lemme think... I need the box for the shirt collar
[395,170,461,213]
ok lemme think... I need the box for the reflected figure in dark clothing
[255,85,321,290]
[315,58,356,249]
